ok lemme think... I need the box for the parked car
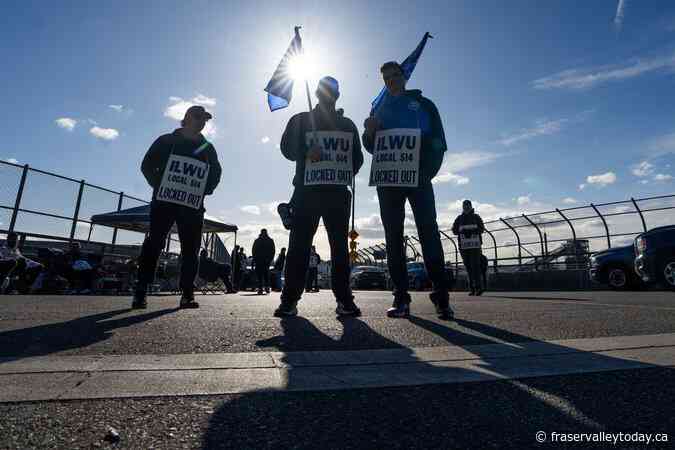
[589,245,642,290]
[407,262,430,291]
[634,225,675,290]
[350,266,387,290]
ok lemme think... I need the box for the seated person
[64,241,95,294]
[0,232,43,294]
[199,249,235,293]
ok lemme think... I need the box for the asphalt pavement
[0,290,674,449]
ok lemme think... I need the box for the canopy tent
[91,204,237,234]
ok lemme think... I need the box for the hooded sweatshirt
[280,105,364,190]
[362,90,447,185]
[141,129,222,205]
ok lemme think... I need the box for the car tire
[661,259,675,291]
[605,265,631,290]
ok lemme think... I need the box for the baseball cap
[184,105,213,121]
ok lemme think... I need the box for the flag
[370,32,433,114]
[264,27,303,112]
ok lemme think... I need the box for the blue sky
[1,0,674,254]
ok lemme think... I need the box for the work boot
[430,291,453,320]
[336,299,361,317]
[131,290,147,309]
[274,301,298,317]
[179,291,199,309]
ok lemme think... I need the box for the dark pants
[255,260,271,290]
[461,249,482,291]
[281,188,352,304]
[377,182,448,304]
[306,267,318,291]
[137,201,203,293]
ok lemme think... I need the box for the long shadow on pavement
[0,307,179,360]
[202,314,669,449]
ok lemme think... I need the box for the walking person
[252,229,275,294]
[132,105,222,309]
[273,76,364,317]
[363,61,452,319]
[452,200,485,296]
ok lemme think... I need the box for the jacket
[281,106,364,190]
[252,235,276,263]
[362,90,447,184]
[141,129,222,204]
[452,210,485,245]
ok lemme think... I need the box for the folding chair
[195,274,228,295]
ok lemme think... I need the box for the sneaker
[265,287,270,294]
[386,300,410,318]
[277,203,293,230]
[274,301,298,317]
[336,301,361,317]
[132,290,147,309]
[475,289,484,296]
[179,293,199,309]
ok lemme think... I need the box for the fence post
[630,197,647,232]
[9,164,29,232]
[69,180,85,241]
[483,229,498,271]
[590,203,611,249]
[440,230,459,278]
[500,218,522,267]
[521,214,545,263]
[111,191,124,249]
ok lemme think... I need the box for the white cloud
[516,195,531,206]
[433,172,469,185]
[654,173,673,182]
[532,52,675,90]
[192,94,216,107]
[240,205,261,215]
[578,184,586,191]
[55,117,77,131]
[89,126,119,141]
[614,0,627,30]
[263,201,284,215]
[261,136,270,144]
[649,132,675,157]
[586,171,617,187]
[433,151,500,185]
[3,158,18,164]
[499,118,567,146]
[632,161,654,177]
[562,197,578,205]
[640,180,649,185]
[164,98,193,121]
[108,104,124,112]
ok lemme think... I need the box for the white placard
[369,128,421,187]
[156,154,210,209]
[459,224,481,250]
[304,131,354,186]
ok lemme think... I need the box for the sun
[287,54,314,81]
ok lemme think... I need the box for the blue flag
[370,32,433,114]
[264,27,303,112]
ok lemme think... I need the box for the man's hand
[364,116,381,136]
[307,143,321,162]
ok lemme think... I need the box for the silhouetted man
[452,200,485,296]
[252,229,275,294]
[274,76,364,317]
[133,105,222,309]
[363,61,451,319]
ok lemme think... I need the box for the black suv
[589,245,642,290]
[634,225,675,290]
[350,266,388,290]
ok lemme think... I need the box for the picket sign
[369,128,421,188]
[459,224,481,250]
[304,131,354,186]
[156,154,210,210]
